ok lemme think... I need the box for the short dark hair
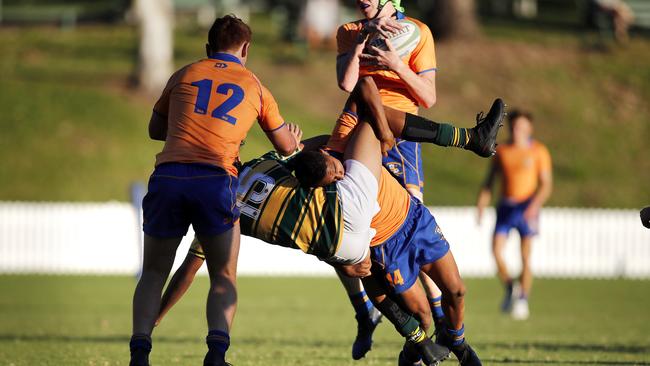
[508,109,534,126]
[208,15,252,53]
[291,151,329,187]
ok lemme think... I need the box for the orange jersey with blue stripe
[153,53,285,176]
[337,13,437,114]
[326,111,410,247]
[496,140,552,202]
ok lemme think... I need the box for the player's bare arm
[360,39,436,108]
[524,169,553,222]
[148,111,167,141]
[477,159,499,225]
[265,124,300,156]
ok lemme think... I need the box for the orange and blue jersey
[493,140,552,237]
[337,12,437,114]
[337,12,435,192]
[496,140,552,203]
[153,52,285,176]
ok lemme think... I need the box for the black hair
[291,151,329,187]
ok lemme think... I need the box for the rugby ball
[367,19,421,59]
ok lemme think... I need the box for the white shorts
[329,159,380,265]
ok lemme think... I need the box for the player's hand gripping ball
[366,19,420,59]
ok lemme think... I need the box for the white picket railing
[0,202,648,278]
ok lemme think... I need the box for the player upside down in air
[155,77,505,365]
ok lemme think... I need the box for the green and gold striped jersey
[190,151,343,259]
[238,151,343,258]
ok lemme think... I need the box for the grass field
[0,276,649,365]
[1,17,649,206]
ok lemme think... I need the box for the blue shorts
[382,139,423,193]
[370,198,450,294]
[495,198,537,238]
[142,163,239,238]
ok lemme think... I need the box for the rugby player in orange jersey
[336,1,449,357]
[129,15,300,366]
[477,110,553,320]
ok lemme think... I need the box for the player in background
[129,15,299,366]
[477,110,553,320]
[336,0,446,360]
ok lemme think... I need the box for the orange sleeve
[258,84,285,132]
[409,23,437,75]
[337,24,358,56]
[536,144,552,174]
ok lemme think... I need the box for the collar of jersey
[209,52,242,65]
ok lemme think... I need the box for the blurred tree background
[0,0,648,207]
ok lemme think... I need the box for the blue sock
[349,290,373,319]
[130,334,152,352]
[429,296,445,324]
[206,330,230,360]
[447,325,465,347]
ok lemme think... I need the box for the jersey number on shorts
[386,269,405,287]
[191,79,244,125]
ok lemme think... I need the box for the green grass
[0,19,649,206]
[0,276,649,365]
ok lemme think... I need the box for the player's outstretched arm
[155,252,204,326]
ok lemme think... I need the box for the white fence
[0,202,648,278]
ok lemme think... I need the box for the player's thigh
[142,234,183,273]
[519,236,533,264]
[343,122,382,181]
[421,251,465,298]
[197,224,241,278]
[492,233,508,254]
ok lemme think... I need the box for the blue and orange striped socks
[447,325,466,347]
[429,296,445,325]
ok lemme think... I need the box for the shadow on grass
[0,334,196,344]
[476,341,650,355]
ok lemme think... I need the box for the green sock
[401,113,472,148]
